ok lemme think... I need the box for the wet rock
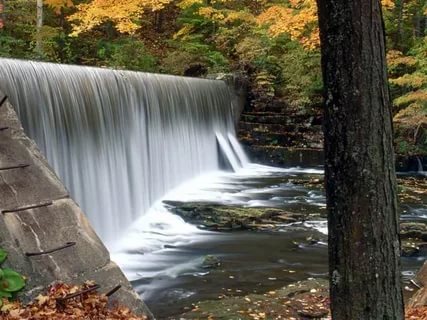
[401,241,421,257]
[241,145,324,168]
[201,255,221,269]
[415,261,427,288]
[162,201,313,231]
[408,261,427,307]
[400,222,427,241]
[183,63,208,77]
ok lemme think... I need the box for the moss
[163,201,315,231]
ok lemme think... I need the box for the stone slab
[0,91,154,318]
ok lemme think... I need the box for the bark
[35,0,43,53]
[36,0,43,28]
[316,0,404,318]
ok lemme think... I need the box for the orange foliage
[406,306,427,320]
[257,3,319,50]
[257,0,394,50]
[0,282,147,320]
[68,0,172,35]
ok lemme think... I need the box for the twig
[106,285,122,297]
[25,242,76,257]
[0,164,30,171]
[56,284,100,306]
[2,201,53,214]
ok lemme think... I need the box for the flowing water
[112,165,426,318]
[0,58,240,243]
[0,59,425,319]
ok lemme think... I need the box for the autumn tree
[68,0,173,35]
[316,0,404,318]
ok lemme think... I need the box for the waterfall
[0,58,245,243]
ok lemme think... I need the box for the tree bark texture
[316,0,404,318]
[36,0,43,53]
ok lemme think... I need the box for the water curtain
[0,59,243,242]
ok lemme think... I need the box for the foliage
[257,2,319,50]
[0,248,25,309]
[68,0,172,35]
[0,0,426,153]
[0,281,147,319]
[107,38,157,71]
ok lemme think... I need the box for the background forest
[0,0,426,156]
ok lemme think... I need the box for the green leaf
[0,269,4,279]
[1,269,25,292]
[0,249,7,264]
[0,290,12,298]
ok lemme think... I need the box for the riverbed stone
[0,96,153,318]
[408,261,427,307]
[400,222,427,241]
[163,201,314,231]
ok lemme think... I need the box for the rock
[408,288,427,308]
[401,241,421,257]
[408,262,427,308]
[400,222,427,241]
[201,255,221,269]
[0,96,153,318]
[415,261,427,288]
[183,63,208,77]
[174,278,329,319]
[163,201,313,231]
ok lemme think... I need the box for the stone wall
[0,92,153,318]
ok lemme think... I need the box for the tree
[68,0,173,36]
[316,0,404,318]
[35,0,43,53]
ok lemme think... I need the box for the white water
[112,164,326,281]
[0,58,245,244]
[416,157,427,176]
[0,59,330,290]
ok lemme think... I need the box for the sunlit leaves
[68,0,173,36]
[257,3,319,50]
[257,0,396,50]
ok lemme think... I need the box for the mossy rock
[400,222,427,241]
[163,201,312,231]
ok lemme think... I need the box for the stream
[112,164,426,319]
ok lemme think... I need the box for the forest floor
[168,278,425,320]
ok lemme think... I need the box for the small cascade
[216,132,242,171]
[416,156,425,174]
[0,58,247,244]
[228,132,250,167]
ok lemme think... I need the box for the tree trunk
[316,0,404,318]
[36,0,43,53]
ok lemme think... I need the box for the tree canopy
[0,0,425,154]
